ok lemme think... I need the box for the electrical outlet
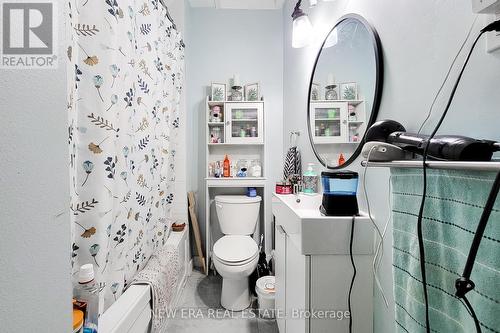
[486,13,500,53]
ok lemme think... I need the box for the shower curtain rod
[361,160,500,172]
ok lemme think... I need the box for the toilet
[212,195,262,311]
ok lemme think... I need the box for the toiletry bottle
[338,153,345,166]
[303,163,319,194]
[208,163,214,177]
[215,161,221,178]
[73,264,101,333]
[223,155,230,177]
[230,161,237,178]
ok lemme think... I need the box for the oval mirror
[307,14,383,169]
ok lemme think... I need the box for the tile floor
[164,270,279,333]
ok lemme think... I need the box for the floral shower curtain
[67,0,184,309]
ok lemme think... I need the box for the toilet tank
[215,195,262,235]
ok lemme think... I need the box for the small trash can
[256,276,276,318]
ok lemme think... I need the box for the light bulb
[292,14,313,48]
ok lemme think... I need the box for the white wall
[0,4,71,332]
[282,0,500,332]
[0,2,188,331]
[185,7,284,251]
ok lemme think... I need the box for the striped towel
[284,146,302,180]
[391,168,500,333]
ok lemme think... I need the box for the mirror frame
[307,13,384,169]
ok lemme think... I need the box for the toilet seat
[213,235,258,266]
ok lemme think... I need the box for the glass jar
[250,160,262,177]
[231,86,243,101]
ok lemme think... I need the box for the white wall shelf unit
[309,100,365,144]
[204,97,268,274]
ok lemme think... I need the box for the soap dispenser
[303,163,319,194]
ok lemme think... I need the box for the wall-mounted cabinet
[309,100,365,144]
[226,102,264,144]
[207,99,264,145]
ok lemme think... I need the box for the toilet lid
[213,235,258,263]
[215,195,262,204]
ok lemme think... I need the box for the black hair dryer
[366,120,500,161]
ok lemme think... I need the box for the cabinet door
[275,224,287,333]
[309,102,348,144]
[286,239,309,333]
[225,102,264,144]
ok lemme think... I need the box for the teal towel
[391,168,500,333]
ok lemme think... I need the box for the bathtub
[100,227,191,333]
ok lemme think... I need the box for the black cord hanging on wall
[416,19,500,333]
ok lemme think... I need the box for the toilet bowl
[213,195,261,311]
[213,235,259,310]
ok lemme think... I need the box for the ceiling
[188,0,285,10]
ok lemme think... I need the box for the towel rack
[289,131,300,147]
[361,160,500,172]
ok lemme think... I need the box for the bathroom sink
[272,193,374,255]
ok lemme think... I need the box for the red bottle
[223,155,230,177]
[338,153,345,166]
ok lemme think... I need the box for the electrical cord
[373,175,392,288]
[458,171,500,286]
[415,20,499,332]
[417,15,478,134]
[462,295,482,333]
[454,170,500,333]
[363,145,390,308]
[348,215,356,333]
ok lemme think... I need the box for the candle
[327,73,334,86]
[233,74,240,87]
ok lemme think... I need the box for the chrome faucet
[293,182,302,203]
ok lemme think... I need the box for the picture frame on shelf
[211,83,226,102]
[311,83,320,101]
[340,82,357,100]
[244,83,260,101]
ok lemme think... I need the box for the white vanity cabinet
[275,223,309,333]
[272,194,374,333]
